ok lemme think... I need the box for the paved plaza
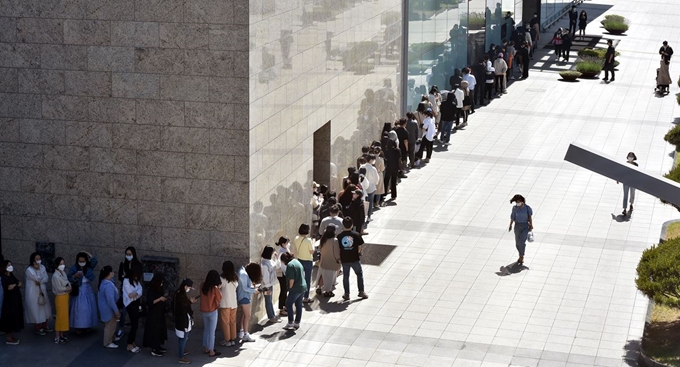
[3,0,680,366]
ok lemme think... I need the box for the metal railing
[541,0,585,32]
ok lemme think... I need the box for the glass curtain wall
[407,0,468,111]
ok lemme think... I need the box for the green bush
[559,71,582,78]
[577,48,621,59]
[664,124,680,146]
[603,20,629,32]
[576,60,602,73]
[636,236,680,309]
[604,14,626,22]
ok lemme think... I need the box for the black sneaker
[36,329,46,336]
[152,350,164,357]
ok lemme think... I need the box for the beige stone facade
[0,0,402,288]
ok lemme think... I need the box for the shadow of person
[611,213,631,222]
[258,329,298,343]
[496,262,529,276]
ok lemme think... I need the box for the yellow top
[293,235,314,261]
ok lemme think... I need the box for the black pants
[126,300,140,345]
[474,86,482,105]
[522,62,529,79]
[563,47,571,61]
[485,83,493,101]
[384,171,398,198]
[569,21,577,36]
[555,45,562,59]
[604,63,615,80]
[277,276,287,310]
[417,138,433,160]
[469,91,476,112]
[407,143,417,167]
[457,108,467,124]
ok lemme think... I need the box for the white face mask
[126,255,133,261]
[6,266,13,272]
[78,262,86,267]
[36,260,42,265]
[185,287,191,293]
[515,202,522,207]
[627,157,634,162]
[58,264,65,271]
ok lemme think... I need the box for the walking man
[568,5,578,37]
[603,39,616,83]
[337,217,368,301]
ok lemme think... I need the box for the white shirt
[423,117,436,141]
[123,278,143,307]
[360,163,379,194]
[462,73,476,91]
[454,88,464,108]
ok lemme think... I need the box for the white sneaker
[283,323,295,330]
[415,159,421,166]
[237,330,244,339]
[219,340,229,347]
[242,333,255,342]
[105,343,119,349]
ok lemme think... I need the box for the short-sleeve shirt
[294,235,314,261]
[337,230,364,263]
[511,205,533,223]
[285,259,307,294]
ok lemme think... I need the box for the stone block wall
[0,0,250,287]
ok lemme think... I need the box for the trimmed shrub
[664,124,680,146]
[604,14,625,22]
[603,20,629,32]
[578,48,620,59]
[636,236,680,309]
[559,71,582,78]
[576,60,602,73]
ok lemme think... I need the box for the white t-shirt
[123,278,143,307]
[422,117,436,141]
[360,163,379,194]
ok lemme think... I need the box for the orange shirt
[199,285,222,312]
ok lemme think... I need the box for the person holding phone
[0,259,24,345]
[68,252,98,334]
[143,273,168,357]
[174,278,197,364]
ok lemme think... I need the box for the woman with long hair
[293,224,314,303]
[317,225,341,297]
[97,265,120,349]
[236,263,262,343]
[508,194,534,265]
[143,273,168,357]
[0,259,23,345]
[51,257,71,344]
[261,246,280,323]
[117,246,142,339]
[174,278,197,364]
[200,270,222,357]
[123,266,143,353]
[68,252,98,334]
[24,252,52,336]
[218,261,238,347]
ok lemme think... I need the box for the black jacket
[345,198,365,229]
[440,96,457,121]
[385,147,401,173]
[173,291,193,331]
[143,288,168,349]
[569,10,578,22]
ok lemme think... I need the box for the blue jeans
[299,260,313,299]
[514,222,529,256]
[440,120,454,143]
[342,261,365,295]
[202,310,218,351]
[264,286,276,319]
[366,192,375,219]
[286,291,304,324]
[177,331,189,358]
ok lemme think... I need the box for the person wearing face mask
[617,152,639,216]
[508,194,534,265]
[174,278,197,364]
[25,252,52,336]
[68,252,99,334]
[51,257,71,344]
[117,246,143,339]
[0,259,24,345]
[98,266,120,349]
